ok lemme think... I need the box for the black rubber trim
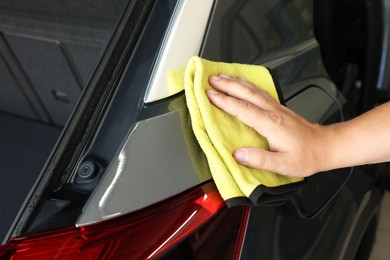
[268,67,287,106]
[225,196,253,207]
[225,180,307,208]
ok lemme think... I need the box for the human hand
[206,74,332,178]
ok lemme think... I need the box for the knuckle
[247,87,258,96]
[237,99,250,111]
[268,111,282,124]
[253,152,267,168]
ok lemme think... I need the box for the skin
[206,73,390,178]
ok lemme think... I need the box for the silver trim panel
[144,0,214,103]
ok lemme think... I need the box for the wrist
[312,123,341,173]
[315,121,365,172]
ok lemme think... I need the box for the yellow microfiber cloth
[167,56,305,207]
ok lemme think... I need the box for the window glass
[0,0,129,241]
[201,0,313,63]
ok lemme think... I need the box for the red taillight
[0,182,249,259]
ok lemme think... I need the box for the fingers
[204,73,321,178]
[233,148,287,176]
[206,73,285,138]
[205,73,302,177]
[206,88,269,132]
[208,74,278,110]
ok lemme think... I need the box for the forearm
[322,102,390,171]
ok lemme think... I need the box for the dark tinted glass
[0,0,129,241]
[201,0,313,64]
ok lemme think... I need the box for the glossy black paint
[200,0,381,259]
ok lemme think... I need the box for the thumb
[233,148,283,174]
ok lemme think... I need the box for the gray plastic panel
[77,110,211,226]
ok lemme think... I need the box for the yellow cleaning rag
[168,56,304,207]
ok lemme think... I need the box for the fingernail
[206,89,219,95]
[210,75,221,81]
[218,73,231,79]
[234,149,248,164]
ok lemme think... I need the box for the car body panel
[77,106,211,226]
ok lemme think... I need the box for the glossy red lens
[0,182,249,259]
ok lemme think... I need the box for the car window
[0,0,129,126]
[0,0,129,241]
[201,0,313,64]
[13,0,182,235]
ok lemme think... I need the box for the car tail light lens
[0,182,249,259]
